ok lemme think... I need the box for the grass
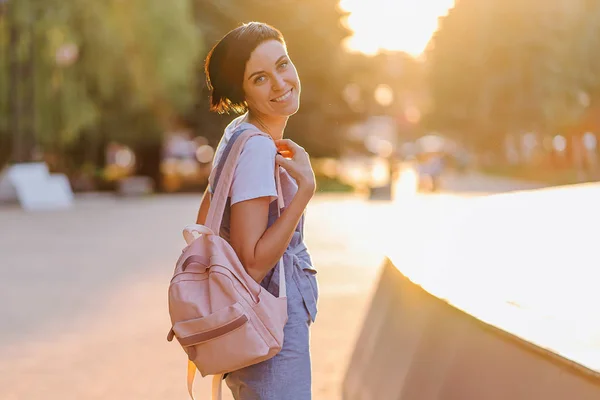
[480,164,597,187]
[315,174,355,193]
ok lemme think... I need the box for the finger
[275,139,301,152]
[274,138,293,146]
[275,154,294,169]
[275,143,293,153]
[277,150,293,159]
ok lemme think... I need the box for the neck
[246,111,287,140]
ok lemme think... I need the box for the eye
[254,75,266,84]
[278,61,289,69]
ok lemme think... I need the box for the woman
[195,22,319,400]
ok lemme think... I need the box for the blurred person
[195,22,319,400]
[417,153,445,192]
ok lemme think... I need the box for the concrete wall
[342,259,600,400]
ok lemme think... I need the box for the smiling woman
[194,21,319,400]
[339,0,455,56]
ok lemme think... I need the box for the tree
[0,0,200,185]
[426,0,589,157]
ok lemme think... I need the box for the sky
[339,0,456,56]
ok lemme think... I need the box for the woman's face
[242,40,301,118]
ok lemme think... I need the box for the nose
[272,73,286,91]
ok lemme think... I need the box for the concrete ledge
[117,176,154,197]
[342,258,600,400]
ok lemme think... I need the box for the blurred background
[5,0,599,195]
[2,1,600,399]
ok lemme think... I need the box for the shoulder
[235,132,277,173]
[241,134,276,156]
[230,131,278,204]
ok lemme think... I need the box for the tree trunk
[135,142,163,192]
[8,14,23,163]
[21,22,36,162]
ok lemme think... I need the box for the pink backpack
[167,130,288,399]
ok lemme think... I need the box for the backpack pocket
[172,302,270,376]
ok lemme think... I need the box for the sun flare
[339,0,455,56]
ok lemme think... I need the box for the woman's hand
[274,139,316,195]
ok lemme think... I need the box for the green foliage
[0,0,200,168]
[1,0,356,176]
[426,0,598,147]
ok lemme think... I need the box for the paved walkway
[438,171,547,195]
[0,173,538,399]
[0,193,390,400]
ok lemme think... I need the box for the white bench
[0,162,74,211]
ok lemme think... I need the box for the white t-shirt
[211,115,278,205]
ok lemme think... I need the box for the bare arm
[196,186,211,225]
[229,139,316,283]
[230,188,312,282]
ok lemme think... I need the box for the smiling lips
[271,88,293,103]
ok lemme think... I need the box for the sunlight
[383,183,600,373]
[393,164,419,197]
[339,0,455,56]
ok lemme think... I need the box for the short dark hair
[204,22,285,114]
